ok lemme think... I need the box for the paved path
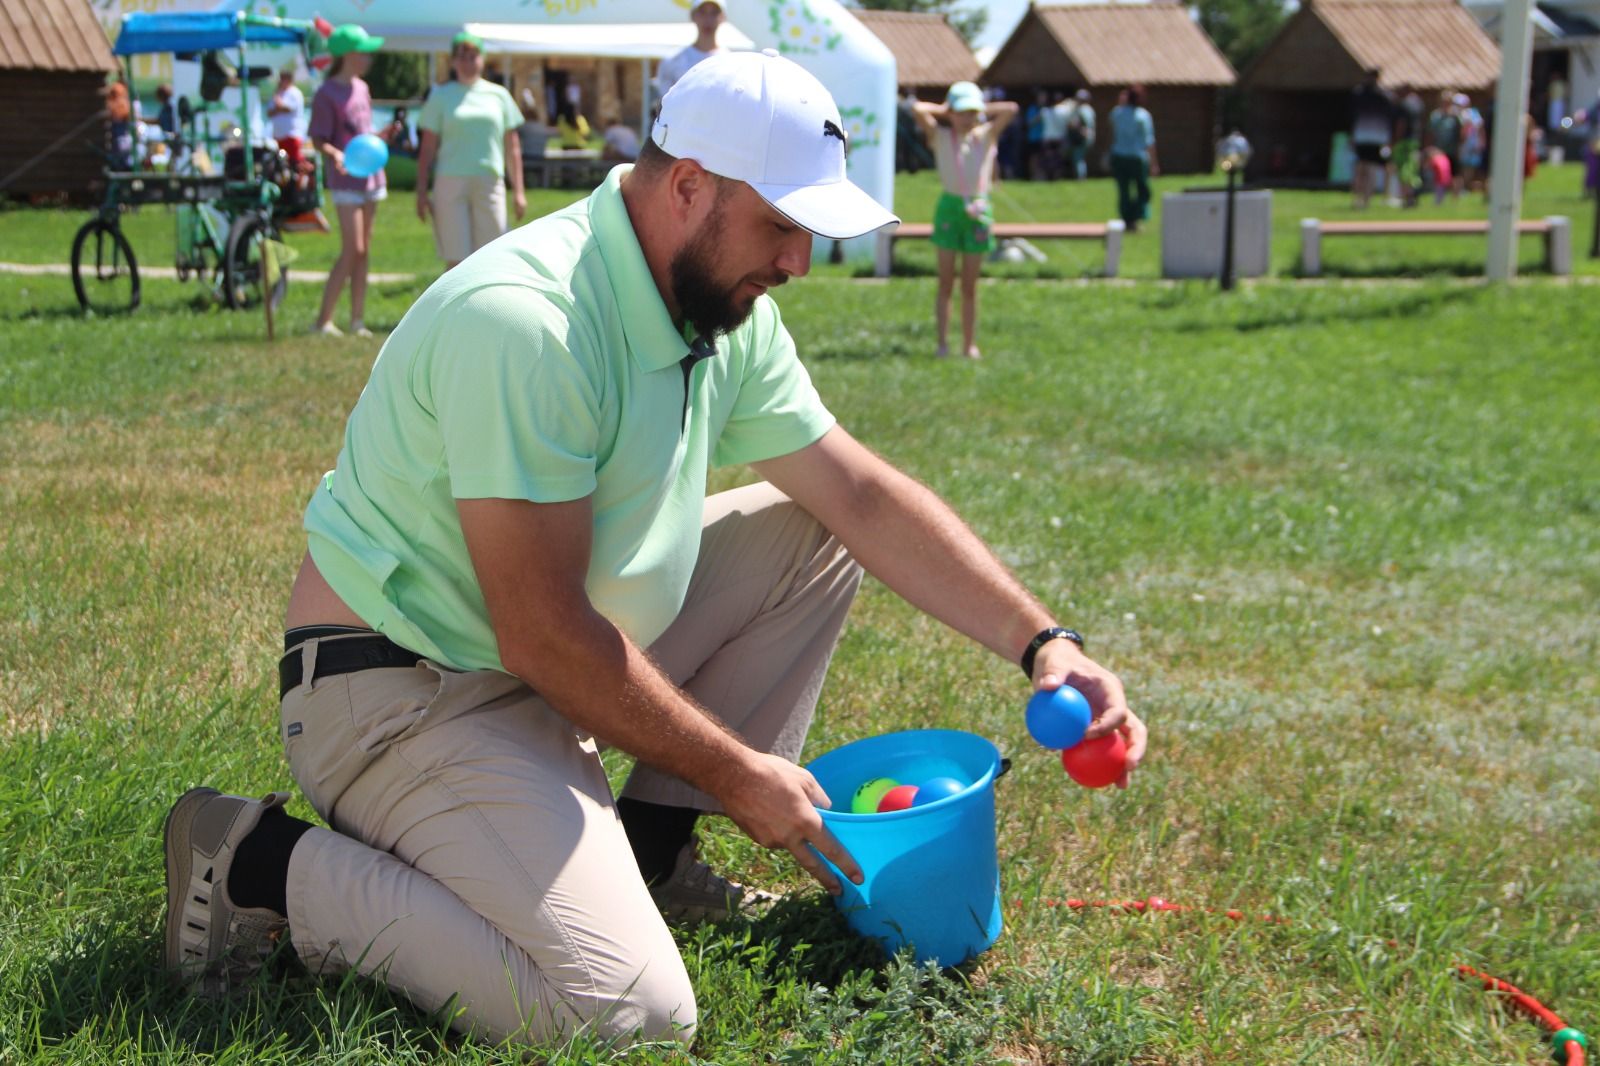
[0,261,418,284]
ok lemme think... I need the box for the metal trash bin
[1160,188,1272,279]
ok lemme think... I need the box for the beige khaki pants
[278,482,861,1047]
[429,173,507,263]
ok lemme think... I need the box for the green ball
[851,777,899,814]
[1553,1028,1589,1066]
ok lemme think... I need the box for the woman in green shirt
[415,31,527,268]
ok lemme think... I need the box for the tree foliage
[1191,0,1290,74]
[851,0,988,50]
[365,51,430,102]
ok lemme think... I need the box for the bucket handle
[996,756,1013,781]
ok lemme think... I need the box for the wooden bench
[522,150,609,190]
[875,220,1126,278]
[1300,217,1572,276]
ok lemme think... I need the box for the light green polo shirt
[417,78,523,179]
[303,165,835,672]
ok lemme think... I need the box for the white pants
[430,174,507,263]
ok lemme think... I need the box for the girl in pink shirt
[1424,146,1452,206]
[309,24,386,337]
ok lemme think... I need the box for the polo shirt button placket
[679,334,717,432]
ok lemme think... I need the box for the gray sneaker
[162,787,292,996]
[648,842,779,924]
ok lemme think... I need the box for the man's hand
[711,751,863,895]
[416,191,430,222]
[457,494,862,894]
[1032,639,1146,788]
[512,189,527,220]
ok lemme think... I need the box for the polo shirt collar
[588,166,693,373]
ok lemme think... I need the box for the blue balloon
[343,133,389,179]
[1025,685,1091,750]
[910,776,967,807]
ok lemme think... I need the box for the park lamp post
[1591,119,1600,259]
[1217,131,1251,291]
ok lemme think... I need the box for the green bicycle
[71,167,287,315]
[71,10,321,316]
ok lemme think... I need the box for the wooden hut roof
[984,2,1236,88]
[1243,0,1501,92]
[850,9,980,89]
[0,0,116,73]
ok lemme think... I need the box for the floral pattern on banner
[767,0,841,55]
[838,105,879,171]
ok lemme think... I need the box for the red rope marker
[1018,897,1586,1064]
[1457,965,1587,1066]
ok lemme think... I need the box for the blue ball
[343,133,389,179]
[1026,685,1091,749]
[910,776,967,807]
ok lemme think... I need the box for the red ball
[876,784,920,812]
[1061,731,1128,789]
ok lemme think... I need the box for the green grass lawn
[1,199,1597,1063]
[3,162,1596,287]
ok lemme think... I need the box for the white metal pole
[1487,0,1535,280]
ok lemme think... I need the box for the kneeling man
[161,51,1146,1048]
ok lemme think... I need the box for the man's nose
[775,229,813,279]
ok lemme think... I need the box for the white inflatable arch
[239,0,897,257]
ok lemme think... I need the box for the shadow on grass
[1140,279,1482,333]
[1,303,103,323]
[26,902,937,1061]
[719,892,991,988]
[0,287,227,324]
[862,258,1075,282]
[21,922,454,1060]
[1295,262,1556,281]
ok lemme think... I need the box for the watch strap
[1020,626,1085,678]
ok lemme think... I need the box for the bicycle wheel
[222,213,288,311]
[70,217,140,314]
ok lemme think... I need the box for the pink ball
[876,784,920,812]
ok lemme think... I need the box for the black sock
[616,798,699,886]
[229,807,312,917]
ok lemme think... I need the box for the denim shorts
[328,185,388,207]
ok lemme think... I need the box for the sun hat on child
[327,24,383,57]
[945,81,985,114]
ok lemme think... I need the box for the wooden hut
[1241,0,1501,180]
[981,2,1237,174]
[850,10,980,99]
[0,0,117,202]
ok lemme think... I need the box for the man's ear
[663,158,716,225]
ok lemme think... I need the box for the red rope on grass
[1456,964,1585,1066]
[1018,896,1585,1065]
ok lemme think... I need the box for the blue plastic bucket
[805,729,1003,966]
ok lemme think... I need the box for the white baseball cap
[652,49,899,240]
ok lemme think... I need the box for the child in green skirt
[913,83,1018,359]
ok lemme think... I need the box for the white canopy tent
[467,21,756,57]
[464,21,758,134]
[220,0,897,259]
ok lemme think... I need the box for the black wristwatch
[1020,626,1085,679]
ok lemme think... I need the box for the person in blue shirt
[1108,85,1159,231]
[1024,89,1048,180]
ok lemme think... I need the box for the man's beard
[669,202,784,339]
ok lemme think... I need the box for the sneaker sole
[162,786,221,980]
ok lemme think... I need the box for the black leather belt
[279,632,425,700]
